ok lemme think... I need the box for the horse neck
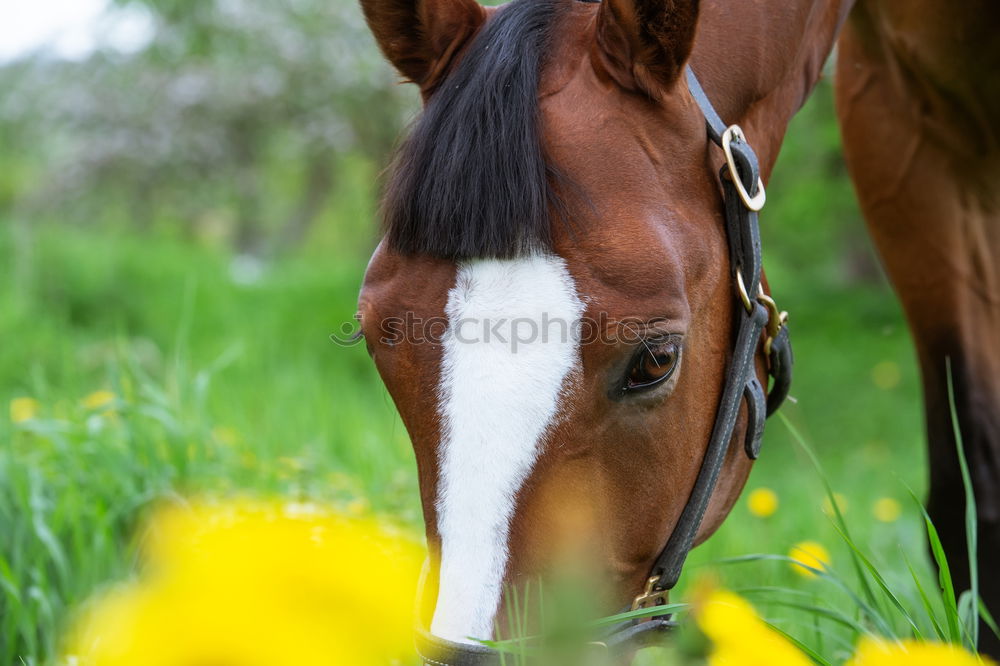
[690,0,857,176]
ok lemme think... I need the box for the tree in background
[2,0,416,257]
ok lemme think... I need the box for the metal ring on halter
[757,288,788,357]
[721,125,766,212]
[737,271,788,357]
[735,268,754,314]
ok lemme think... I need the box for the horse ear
[596,0,699,96]
[361,0,486,90]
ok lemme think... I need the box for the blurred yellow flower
[863,441,891,465]
[871,361,901,390]
[62,499,425,666]
[82,390,117,411]
[789,541,830,578]
[327,471,364,495]
[747,488,778,518]
[846,636,994,666]
[278,456,304,471]
[873,498,902,523]
[346,498,371,516]
[696,587,811,666]
[210,426,240,447]
[822,492,849,517]
[10,397,39,423]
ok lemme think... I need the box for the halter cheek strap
[415,66,794,665]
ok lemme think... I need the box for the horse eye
[625,340,681,391]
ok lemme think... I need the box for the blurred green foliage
[1,0,414,256]
[0,2,930,664]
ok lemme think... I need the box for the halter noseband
[416,66,794,665]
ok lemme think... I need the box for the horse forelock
[381,0,569,261]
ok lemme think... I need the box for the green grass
[0,227,420,663]
[0,223,932,664]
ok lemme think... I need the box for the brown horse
[837,0,1000,656]
[355,0,1000,658]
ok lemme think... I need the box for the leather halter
[415,66,794,665]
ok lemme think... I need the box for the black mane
[381,0,564,260]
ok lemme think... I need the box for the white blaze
[431,254,584,642]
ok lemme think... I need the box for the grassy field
[0,84,944,664]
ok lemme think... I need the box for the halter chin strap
[415,66,794,666]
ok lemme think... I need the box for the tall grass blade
[708,553,894,637]
[0,555,22,604]
[766,615,861,658]
[904,483,963,644]
[758,598,874,635]
[901,549,947,641]
[778,413,881,612]
[502,582,524,666]
[735,585,817,601]
[587,602,689,628]
[827,521,922,639]
[946,360,980,648]
[979,598,1000,643]
[761,619,833,666]
[520,579,531,651]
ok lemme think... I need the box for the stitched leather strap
[685,67,728,144]
[416,629,501,666]
[766,325,793,416]
[643,67,769,593]
[744,377,767,459]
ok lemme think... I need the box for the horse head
[357,0,785,649]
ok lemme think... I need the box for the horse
[354,0,1000,659]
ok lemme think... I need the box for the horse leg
[836,1,1000,653]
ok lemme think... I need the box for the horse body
[837,0,1000,652]
[357,0,1000,654]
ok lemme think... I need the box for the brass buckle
[721,125,766,212]
[757,288,788,357]
[735,271,789,357]
[631,575,669,611]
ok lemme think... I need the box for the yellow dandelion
[62,499,425,666]
[873,497,902,523]
[695,586,812,666]
[871,361,901,390]
[863,441,890,465]
[789,541,830,578]
[747,488,779,518]
[10,397,40,423]
[82,390,117,411]
[822,492,849,517]
[846,636,994,666]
